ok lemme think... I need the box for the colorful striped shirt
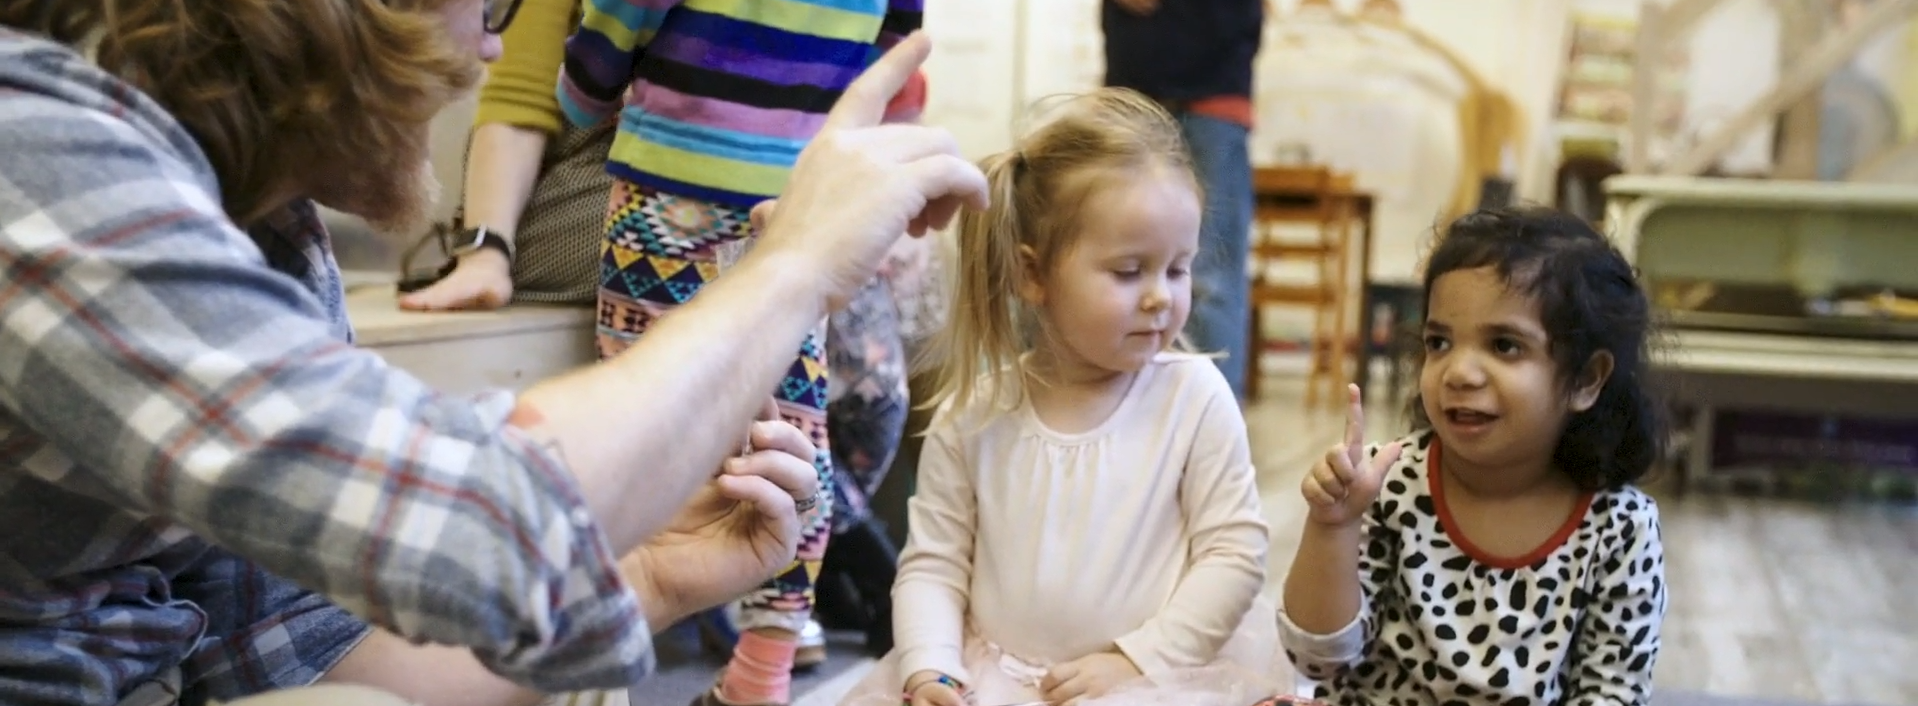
[559,0,924,208]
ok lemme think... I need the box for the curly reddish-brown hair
[1,0,482,225]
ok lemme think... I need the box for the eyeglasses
[484,0,523,34]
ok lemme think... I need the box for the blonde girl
[840,88,1277,706]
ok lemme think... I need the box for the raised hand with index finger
[1300,384,1404,528]
[748,32,990,312]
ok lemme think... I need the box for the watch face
[450,226,488,255]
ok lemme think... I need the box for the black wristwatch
[450,224,515,263]
[395,224,515,294]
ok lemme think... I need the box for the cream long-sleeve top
[892,353,1270,685]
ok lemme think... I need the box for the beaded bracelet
[902,673,965,705]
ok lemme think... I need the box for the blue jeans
[1179,114,1253,397]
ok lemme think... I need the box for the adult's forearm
[459,123,549,239]
[1281,522,1367,635]
[516,246,828,555]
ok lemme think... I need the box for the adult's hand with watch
[398,119,548,312]
[398,224,517,311]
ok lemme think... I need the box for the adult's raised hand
[751,32,989,311]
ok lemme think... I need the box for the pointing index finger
[1344,383,1366,465]
[821,32,932,132]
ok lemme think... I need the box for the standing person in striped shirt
[558,3,923,705]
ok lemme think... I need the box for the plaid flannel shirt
[0,30,654,704]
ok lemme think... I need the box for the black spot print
[1442,583,1459,600]
[1435,624,1457,640]
[1481,645,1502,667]
[1432,538,1453,549]
[1514,646,1531,668]
[1490,667,1511,688]
[1422,573,1436,588]
[1396,634,1415,651]
[1387,479,1408,494]
[1433,605,1448,618]
[1532,595,1551,619]
[1510,582,1528,610]
[1499,615,1519,633]
[1406,553,1429,569]
[1538,576,1558,591]
[1415,495,1437,516]
[1468,624,1491,645]
[1457,685,1479,698]
[1456,600,1476,618]
[1451,651,1470,668]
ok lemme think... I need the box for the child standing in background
[843,88,1277,706]
[1277,208,1670,706]
[558,3,922,706]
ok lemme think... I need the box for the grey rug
[1656,692,1874,706]
[626,626,874,706]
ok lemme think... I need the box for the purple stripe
[647,35,863,89]
[633,81,828,140]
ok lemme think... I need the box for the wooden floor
[1245,377,1918,706]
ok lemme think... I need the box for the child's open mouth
[1444,408,1498,429]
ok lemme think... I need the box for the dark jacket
[1101,0,1263,104]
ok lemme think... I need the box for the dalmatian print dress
[1278,430,1668,706]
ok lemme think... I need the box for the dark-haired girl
[1274,207,1671,706]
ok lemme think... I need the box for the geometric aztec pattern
[594,180,834,633]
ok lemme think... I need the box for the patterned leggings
[824,274,909,532]
[595,180,831,634]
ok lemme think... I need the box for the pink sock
[717,631,796,705]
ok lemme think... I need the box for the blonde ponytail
[924,150,1028,418]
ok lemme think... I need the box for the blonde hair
[923,87,1198,418]
[0,0,481,225]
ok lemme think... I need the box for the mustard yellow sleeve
[473,0,578,133]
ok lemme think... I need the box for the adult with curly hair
[0,0,985,703]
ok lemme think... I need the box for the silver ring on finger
[794,490,822,514]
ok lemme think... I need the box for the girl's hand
[1041,651,1142,705]
[905,671,966,706]
[1301,384,1403,528]
[910,683,965,706]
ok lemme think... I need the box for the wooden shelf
[1662,329,1918,384]
[346,287,596,394]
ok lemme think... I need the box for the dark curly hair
[1409,206,1669,491]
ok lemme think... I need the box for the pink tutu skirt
[839,595,1293,706]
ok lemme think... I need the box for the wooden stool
[1246,166,1357,408]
